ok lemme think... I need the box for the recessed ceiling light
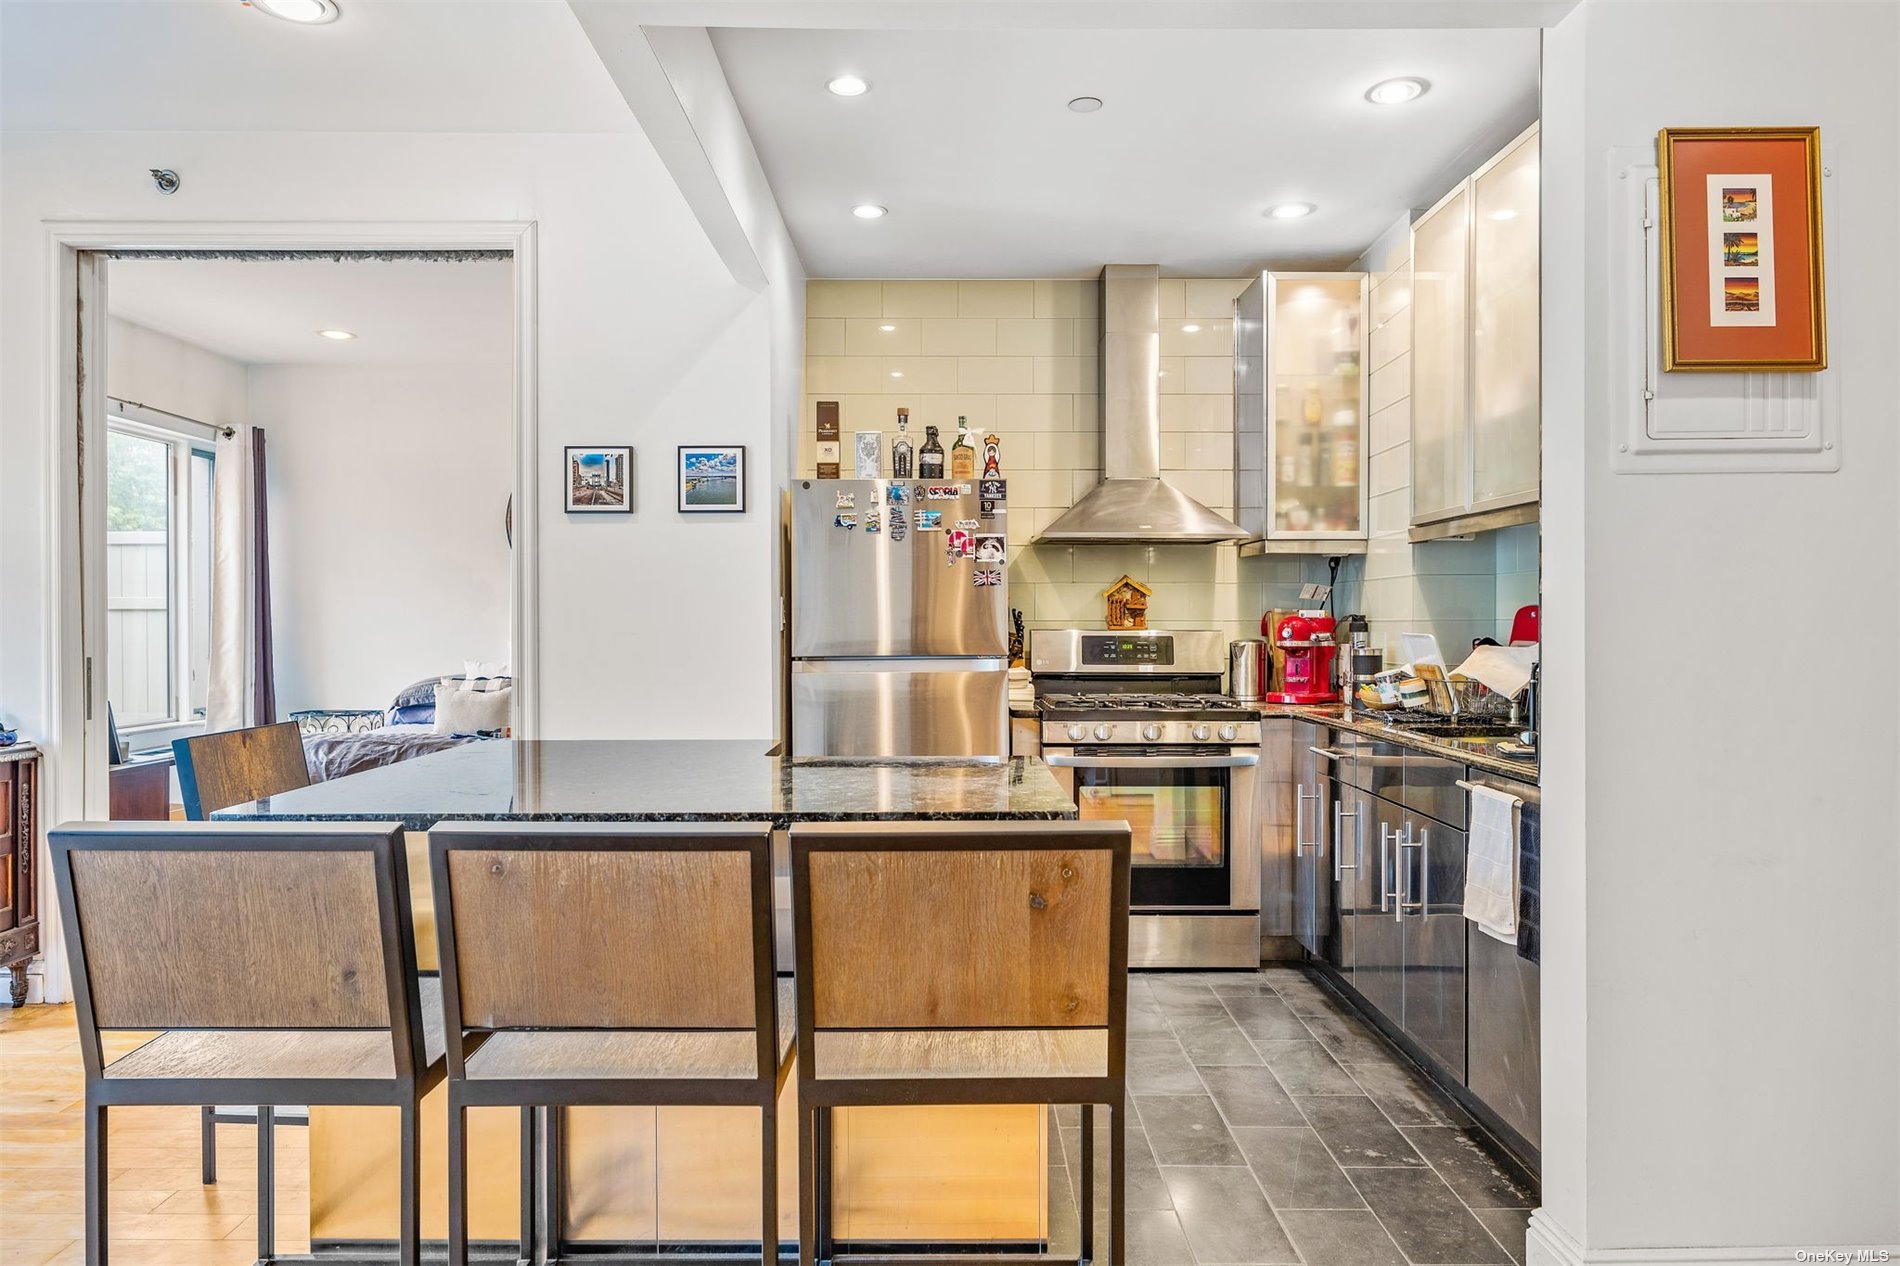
[852,204,888,219]
[826,75,870,97]
[1364,77,1429,106]
[890,371,904,379]
[1067,96,1104,113]
[879,324,897,332]
[247,0,340,24]
[1267,202,1317,220]
[1181,323,1202,334]
[1489,208,1520,221]
[317,329,356,340]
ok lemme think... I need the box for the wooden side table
[1,744,40,1007]
[110,750,176,821]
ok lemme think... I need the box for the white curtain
[205,425,256,732]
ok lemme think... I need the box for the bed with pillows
[301,670,513,782]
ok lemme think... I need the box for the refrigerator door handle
[792,657,1008,673]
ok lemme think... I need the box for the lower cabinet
[1336,776,1469,1080]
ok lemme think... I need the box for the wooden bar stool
[49,820,441,1266]
[430,821,791,1266]
[790,820,1131,1266]
[172,718,316,1183]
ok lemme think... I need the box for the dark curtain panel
[251,428,277,725]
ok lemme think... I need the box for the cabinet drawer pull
[1398,823,1427,916]
[1333,801,1357,878]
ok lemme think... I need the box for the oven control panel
[1080,634,1173,667]
[1041,719,1261,746]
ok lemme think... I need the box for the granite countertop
[213,739,1078,830]
[1285,706,1540,784]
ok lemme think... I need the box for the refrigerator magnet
[954,518,980,530]
[979,478,1006,501]
[834,490,855,509]
[975,535,1006,563]
[917,509,943,531]
[946,528,975,558]
[974,567,1003,587]
[864,507,882,533]
[833,513,857,529]
[887,484,907,504]
[889,508,907,541]
[924,485,961,500]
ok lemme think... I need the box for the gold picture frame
[1657,126,1826,372]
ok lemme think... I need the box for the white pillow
[434,681,512,734]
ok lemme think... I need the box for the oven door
[1043,749,1261,912]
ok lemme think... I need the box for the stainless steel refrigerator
[790,478,1009,759]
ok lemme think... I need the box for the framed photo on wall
[565,446,632,513]
[677,445,746,513]
[1658,126,1826,372]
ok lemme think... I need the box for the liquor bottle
[891,407,914,478]
[949,416,976,480]
[917,425,945,479]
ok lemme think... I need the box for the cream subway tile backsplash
[807,280,883,317]
[1184,356,1233,395]
[846,318,921,356]
[881,280,962,317]
[804,277,1280,635]
[1184,278,1252,318]
[1369,398,1410,456]
[920,318,998,357]
[957,356,1037,395]
[995,318,1076,357]
[958,280,1035,317]
[806,318,845,356]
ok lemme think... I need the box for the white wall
[1534,1,1900,1260]
[248,363,514,715]
[105,314,248,429]
[1,128,784,769]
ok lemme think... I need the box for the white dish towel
[1464,784,1522,944]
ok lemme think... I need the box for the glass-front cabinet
[1234,271,1369,552]
[1470,126,1541,511]
[1410,122,1541,533]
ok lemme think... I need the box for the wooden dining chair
[790,820,1131,1266]
[170,719,318,1183]
[173,719,311,820]
[50,820,441,1266]
[430,821,791,1266]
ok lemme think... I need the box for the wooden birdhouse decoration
[1103,575,1152,631]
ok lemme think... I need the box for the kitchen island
[215,740,1079,1258]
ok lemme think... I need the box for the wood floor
[0,1002,311,1266]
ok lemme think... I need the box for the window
[105,413,216,747]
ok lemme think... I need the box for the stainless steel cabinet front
[1399,814,1468,1081]
[1354,796,1407,1025]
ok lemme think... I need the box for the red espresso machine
[1265,611,1341,704]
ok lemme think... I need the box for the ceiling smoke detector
[1067,96,1104,114]
[246,0,341,24]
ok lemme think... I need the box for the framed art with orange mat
[1658,126,1826,371]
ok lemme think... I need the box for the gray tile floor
[1043,966,1536,1266]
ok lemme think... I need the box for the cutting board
[1260,608,1296,695]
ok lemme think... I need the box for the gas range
[1027,627,1264,968]
[1038,694,1262,746]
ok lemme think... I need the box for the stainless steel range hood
[1034,265,1248,545]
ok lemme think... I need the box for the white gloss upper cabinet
[1409,123,1541,529]
[1410,183,1470,526]
[1470,128,1541,512]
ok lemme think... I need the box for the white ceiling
[0,0,631,133]
[710,26,1539,276]
[107,257,515,367]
